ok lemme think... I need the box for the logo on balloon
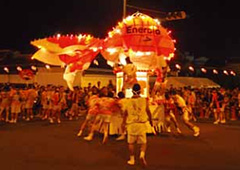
[126,26,161,35]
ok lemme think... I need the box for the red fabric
[155,68,163,83]
[59,49,99,72]
[102,13,175,58]
[19,69,34,80]
[52,92,60,105]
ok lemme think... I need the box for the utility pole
[123,0,127,18]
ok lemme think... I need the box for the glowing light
[45,65,50,69]
[93,60,99,66]
[114,28,121,34]
[4,67,9,73]
[154,18,161,25]
[135,51,144,57]
[169,53,175,59]
[223,70,229,75]
[175,64,181,70]
[31,56,34,60]
[17,66,22,72]
[57,34,61,39]
[168,30,172,34]
[90,47,98,52]
[172,39,177,43]
[213,69,218,74]
[201,68,207,73]
[124,15,133,22]
[106,48,117,55]
[189,66,194,72]
[230,71,236,76]
[149,26,158,30]
[31,66,37,71]
[145,52,151,56]
[78,34,83,41]
[107,61,115,67]
[119,53,127,65]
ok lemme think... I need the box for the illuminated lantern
[31,34,101,90]
[101,12,175,97]
[19,69,34,80]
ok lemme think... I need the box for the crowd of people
[1,81,240,126]
[1,80,240,166]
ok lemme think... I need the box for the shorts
[128,134,147,144]
[182,107,189,121]
[127,123,147,144]
[86,114,96,121]
[11,105,21,113]
[43,104,50,110]
[71,103,78,113]
[52,105,61,111]
[0,106,9,112]
[25,101,34,109]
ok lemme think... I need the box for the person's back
[123,83,152,167]
[126,97,148,125]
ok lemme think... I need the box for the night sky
[0,0,239,60]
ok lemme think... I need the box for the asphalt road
[1,117,240,170]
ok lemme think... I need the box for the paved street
[1,117,240,170]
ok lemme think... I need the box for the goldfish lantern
[31,34,102,90]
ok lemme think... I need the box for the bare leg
[127,144,135,165]
[102,122,109,144]
[139,143,147,167]
[77,119,89,136]
[5,109,10,122]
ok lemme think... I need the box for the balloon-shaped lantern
[102,12,175,70]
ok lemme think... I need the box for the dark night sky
[0,0,240,60]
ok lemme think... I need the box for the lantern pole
[123,0,127,18]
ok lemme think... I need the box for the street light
[201,68,207,73]
[189,66,194,72]
[45,65,50,69]
[230,71,236,76]
[175,64,181,70]
[31,66,37,71]
[17,66,22,72]
[4,67,9,73]
[213,69,218,74]
[223,70,229,75]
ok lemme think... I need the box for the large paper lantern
[101,12,175,70]
[31,34,102,90]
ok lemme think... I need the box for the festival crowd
[1,80,240,166]
[1,80,240,128]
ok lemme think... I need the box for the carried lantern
[31,34,102,90]
[101,12,175,97]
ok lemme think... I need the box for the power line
[126,4,166,15]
